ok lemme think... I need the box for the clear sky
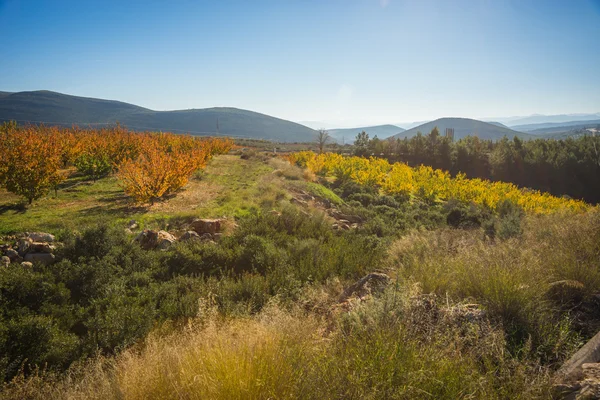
[1,0,599,126]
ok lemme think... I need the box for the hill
[502,113,600,127]
[391,117,531,141]
[0,90,318,142]
[328,124,405,142]
[512,119,600,133]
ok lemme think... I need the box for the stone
[27,232,55,243]
[200,233,213,241]
[127,220,139,230]
[30,242,54,254]
[4,248,19,261]
[134,229,175,250]
[190,219,224,235]
[339,272,391,302]
[20,261,33,268]
[24,253,56,265]
[17,237,33,256]
[156,231,176,250]
[213,233,223,241]
[1,256,10,266]
[179,231,200,241]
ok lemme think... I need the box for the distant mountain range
[391,118,531,141]
[500,113,600,126]
[1,90,597,143]
[0,91,318,142]
[327,125,405,142]
[510,119,600,133]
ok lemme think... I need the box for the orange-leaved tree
[0,124,65,204]
[116,134,231,203]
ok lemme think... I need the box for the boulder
[17,237,33,256]
[339,272,391,302]
[21,261,33,268]
[134,230,176,250]
[200,233,213,241]
[127,220,139,230]
[1,256,10,266]
[30,242,54,254]
[190,219,224,235]
[24,253,55,265]
[28,232,55,243]
[156,231,176,250]
[4,248,19,261]
[179,231,200,241]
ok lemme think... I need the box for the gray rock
[179,231,200,241]
[127,220,139,230]
[30,242,54,254]
[1,256,10,266]
[200,233,213,241]
[17,237,33,256]
[339,272,391,302]
[28,232,55,243]
[4,248,19,261]
[24,253,55,265]
[20,261,33,268]
[134,229,175,250]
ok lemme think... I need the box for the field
[1,126,599,399]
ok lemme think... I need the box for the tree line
[351,127,600,204]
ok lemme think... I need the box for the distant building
[445,128,455,141]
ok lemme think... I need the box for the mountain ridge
[0,90,318,142]
[391,117,531,141]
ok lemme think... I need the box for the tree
[0,125,65,204]
[316,129,330,154]
[354,131,370,157]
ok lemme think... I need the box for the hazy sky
[1,0,599,126]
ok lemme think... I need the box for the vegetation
[1,128,599,398]
[351,128,600,204]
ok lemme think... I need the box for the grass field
[0,155,290,235]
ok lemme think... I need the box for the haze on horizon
[1,0,599,127]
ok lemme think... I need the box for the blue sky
[1,0,599,126]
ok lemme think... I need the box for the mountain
[0,90,318,142]
[487,121,510,128]
[529,122,600,136]
[501,113,600,127]
[328,124,405,143]
[391,117,531,141]
[511,119,600,133]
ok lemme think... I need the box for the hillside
[503,113,600,127]
[392,117,531,141]
[328,124,405,142]
[0,90,318,142]
[512,119,600,133]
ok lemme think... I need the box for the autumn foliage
[0,122,232,204]
[287,151,590,214]
[0,122,65,204]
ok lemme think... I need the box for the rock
[156,231,176,250]
[27,232,55,243]
[179,231,200,241]
[340,223,350,230]
[190,219,224,235]
[200,233,213,241]
[30,242,54,254]
[290,197,308,206]
[134,230,175,250]
[339,272,391,302]
[213,233,223,241]
[24,253,55,265]
[127,220,139,230]
[17,237,33,256]
[4,248,19,261]
[20,261,33,268]
[1,256,10,266]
